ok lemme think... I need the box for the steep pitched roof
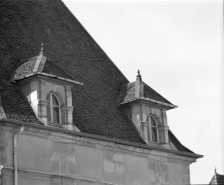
[168,130,194,153]
[0,0,142,143]
[0,0,197,153]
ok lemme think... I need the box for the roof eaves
[0,118,203,159]
[13,72,84,85]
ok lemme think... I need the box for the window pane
[152,127,158,142]
[52,94,59,106]
[150,116,156,126]
[47,104,51,122]
[53,106,60,123]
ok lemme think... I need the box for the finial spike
[215,167,217,174]
[136,69,141,78]
[39,43,43,56]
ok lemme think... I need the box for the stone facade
[0,122,195,185]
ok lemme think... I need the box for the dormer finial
[137,69,141,77]
[39,43,44,56]
[215,167,217,174]
[136,69,142,82]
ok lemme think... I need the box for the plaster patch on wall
[104,160,115,173]
[148,161,171,185]
[148,160,156,170]
[116,163,124,174]
[148,169,156,182]
[113,153,123,162]
[183,174,190,184]
[50,142,77,175]
[104,152,124,175]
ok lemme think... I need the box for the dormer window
[46,93,61,124]
[119,70,177,148]
[146,115,158,143]
[12,44,83,132]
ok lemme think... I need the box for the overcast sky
[62,0,223,184]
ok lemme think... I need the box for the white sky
[62,0,223,184]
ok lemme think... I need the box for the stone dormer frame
[138,101,170,148]
[16,75,80,131]
[121,100,170,149]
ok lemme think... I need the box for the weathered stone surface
[116,163,124,174]
[148,169,156,182]
[113,154,123,162]
[104,160,115,173]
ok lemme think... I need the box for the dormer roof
[209,170,224,185]
[13,46,83,85]
[119,71,177,109]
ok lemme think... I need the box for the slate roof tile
[210,172,224,185]
[42,59,73,80]
[168,130,194,153]
[119,81,173,105]
[1,83,41,124]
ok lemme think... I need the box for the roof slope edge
[59,0,129,84]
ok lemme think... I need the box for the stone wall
[0,123,193,185]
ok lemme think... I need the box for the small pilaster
[37,80,48,123]
[140,122,148,143]
[158,125,170,148]
[61,105,73,125]
[160,110,170,148]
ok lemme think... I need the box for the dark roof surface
[1,84,41,124]
[168,130,194,153]
[119,82,173,105]
[13,54,73,81]
[210,172,224,185]
[0,0,194,153]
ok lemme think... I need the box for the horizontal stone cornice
[0,118,203,162]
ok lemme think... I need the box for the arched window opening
[150,116,158,142]
[146,115,159,143]
[46,93,61,124]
